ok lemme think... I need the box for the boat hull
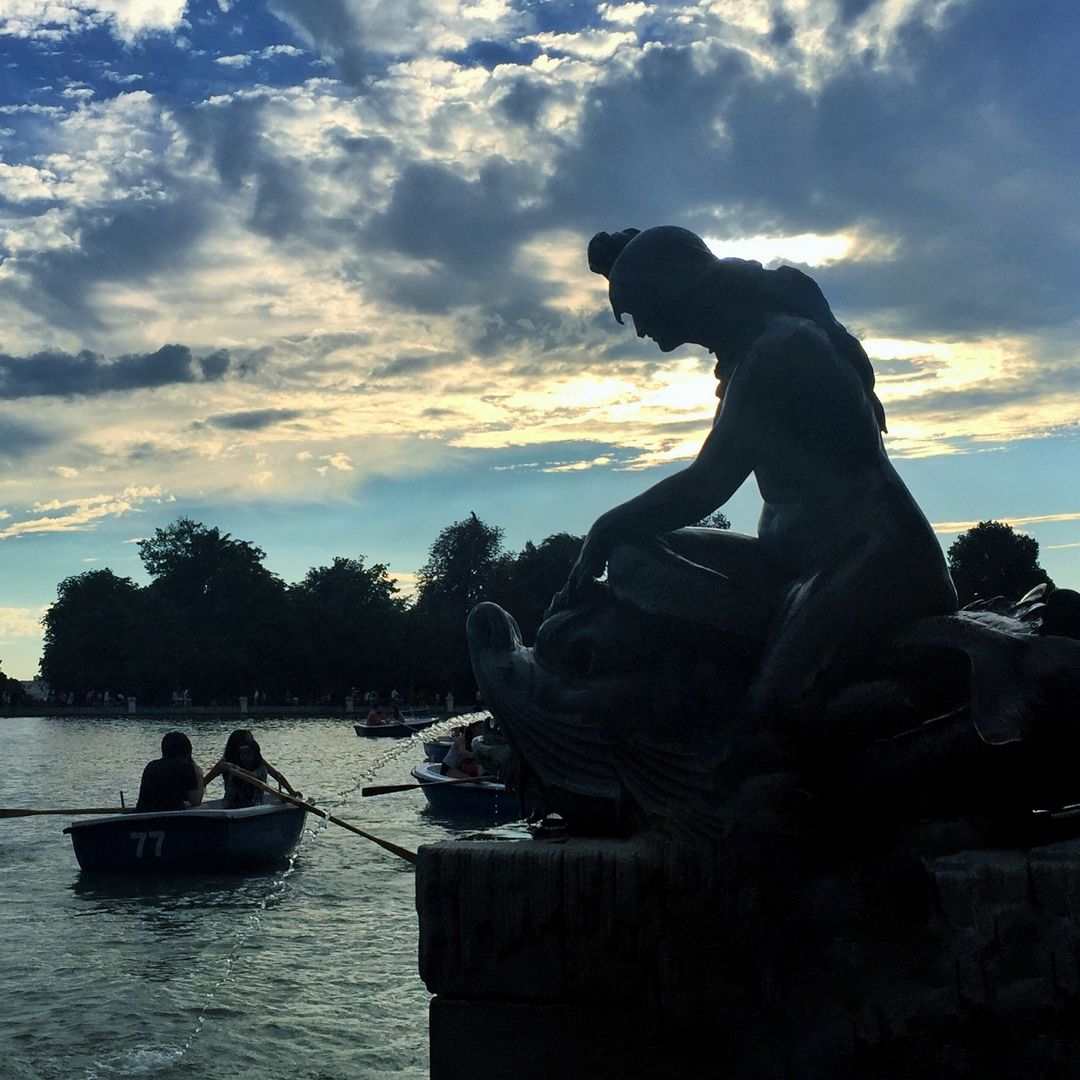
[354,715,437,737]
[64,800,307,873]
[423,737,453,763]
[410,762,529,820]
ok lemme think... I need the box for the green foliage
[137,518,290,702]
[694,510,731,530]
[40,569,142,699]
[496,532,583,643]
[37,513,591,705]
[412,512,509,698]
[947,520,1054,606]
[415,512,508,618]
[0,659,26,703]
[291,557,406,698]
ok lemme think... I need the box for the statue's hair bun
[587,228,641,279]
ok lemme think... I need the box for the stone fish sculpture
[467,227,1080,834]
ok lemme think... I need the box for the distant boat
[64,799,308,873]
[354,710,438,737]
[409,760,530,819]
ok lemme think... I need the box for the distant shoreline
[1,704,482,720]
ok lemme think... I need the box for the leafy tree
[41,569,142,700]
[291,556,406,699]
[1,659,26,703]
[137,518,290,702]
[695,510,731,530]
[415,512,508,617]
[496,532,584,643]
[412,512,509,699]
[947,520,1054,606]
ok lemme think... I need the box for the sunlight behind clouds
[1,0,1078,680]
[705,228,898,267]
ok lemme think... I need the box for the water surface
[0,713,508,1079]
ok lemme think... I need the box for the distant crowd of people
[33,686,480,710]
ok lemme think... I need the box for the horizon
[2,0,1079,679]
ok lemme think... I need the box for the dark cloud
[194,408,305,431]
[176,96,316,242]
[0,413,52,459]
[496,77,552,127]
[369,352,460,378]
[892,361,1080,418]
[539,2,1080,339]
[365,158,538,270]
[871,358,939,378]
[266,0,383,85]
[330,130,395,159]
[0,345,232,399]
[11,189,219,332]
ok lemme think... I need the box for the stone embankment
[417,827,1080,1079]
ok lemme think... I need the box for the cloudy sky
[1,0,1078,678]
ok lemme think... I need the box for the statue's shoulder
[758,315,832,357]
[738,317,838,385]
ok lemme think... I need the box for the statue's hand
[544,530,610,619]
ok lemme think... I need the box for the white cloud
[0,485,170,539]
[319,452,354,471]
[522,29,639,61]
[932,512,1080,536]
[0,0,188,42]
[0,606,44,641]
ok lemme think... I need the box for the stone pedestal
[416,831,1080,1079]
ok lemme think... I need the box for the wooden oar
[222,765,417,865]
[0,806,134,819]
[362,776,488,797]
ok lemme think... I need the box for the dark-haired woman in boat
[202,729,298,807]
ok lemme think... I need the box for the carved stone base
[416,831,1080,1078]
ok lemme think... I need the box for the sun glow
[703,228,897,267]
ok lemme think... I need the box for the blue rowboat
[63,799,308,873]
[354,714,437,737]
[409,760,529,820]
[423,735,453,763]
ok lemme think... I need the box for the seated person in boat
[365,705,383,726]
[135,730,204,812]
[441,726,482,779]
[203,728,298,806]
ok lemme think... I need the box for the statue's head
[588,225,887,429]
[590,226,781,353]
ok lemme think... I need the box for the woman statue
[548,226,957,726]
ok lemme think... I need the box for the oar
[0,806,134,819]
[221,765,417,865]
[362,776,488,797]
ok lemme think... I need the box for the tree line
[39,514,583,706]
[32,513,1054,707]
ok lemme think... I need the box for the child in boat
[440,726,482,779]
[202,729,298,807]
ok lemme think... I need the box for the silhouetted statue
[468,227,1080,834]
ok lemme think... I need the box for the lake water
[0,712,511,1080]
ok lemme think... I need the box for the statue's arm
[549,372,759,613]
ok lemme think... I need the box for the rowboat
[354,713,438,737]
[423,735,453,763]
[409,760,529,820]
[63,798,308,873]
